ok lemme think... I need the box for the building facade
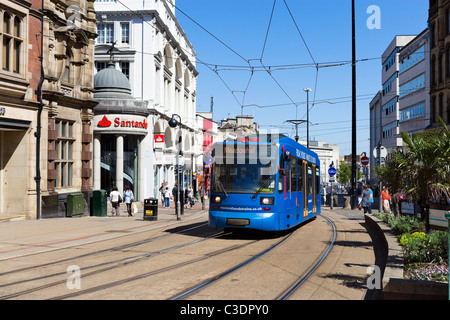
[93,62,150,200]
[1,0,98,219]
[0,0,43,219]
[398,29,430,135]
[379,35,416,155]
[429,0,450,127]
[39,0,98,218]
[94,0,200,199]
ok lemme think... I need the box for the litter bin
[92,190,107,217]
[144,198,158,221]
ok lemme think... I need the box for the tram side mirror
[283,151,290,161]
[278,166,286,176]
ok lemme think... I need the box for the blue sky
[175,0,429,155]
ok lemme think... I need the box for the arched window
[2,12,22,74]
[62,49,72,83]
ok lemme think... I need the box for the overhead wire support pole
[351,0,357,210]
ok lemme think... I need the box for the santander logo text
[97,115,148,129]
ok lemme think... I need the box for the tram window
[286,156,291,193]
[297,158,303,192]
[307,163,313,197]
[291,156,297,192]
[316,167,320,194]
[278,153,284,193]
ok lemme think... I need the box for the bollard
[446,211,450,300]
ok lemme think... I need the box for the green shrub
[399,230,449,264]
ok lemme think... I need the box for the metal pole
[307,90,309,148]
[351,0,357,209]
[378,141,382,214]
[304,88,311,148]
[176,125,182,221]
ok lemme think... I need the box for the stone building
[39,0,98,218]
[428,0,450,127]
[0,0,43,219]
[94,0,199,199]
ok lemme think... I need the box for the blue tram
[209,134,321,232]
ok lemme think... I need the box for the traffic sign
[373,146,387,158]
[361,156,369,166]
[328,167,337,176]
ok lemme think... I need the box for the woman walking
[123,185,134,217]
[361,185,373,214]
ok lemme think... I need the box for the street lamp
[304,88,312,148]
[168,114,182,221]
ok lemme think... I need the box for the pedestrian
[187,185,194,208]
[110,186,121,216]
[382,186,392,214]
[322,185,326,206]
[123,185,134,217]
[164,187,170,208]
[370,185,375,205]
[199,182,205,208]
[159,182,166,207]
[361,184,372,214]
[357,183,363,208]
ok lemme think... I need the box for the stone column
[116,135,124,193]
[93,134,101,190]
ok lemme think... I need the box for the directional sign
[328,167,337,176]
[361,156,369,166]
[373,146,387,158]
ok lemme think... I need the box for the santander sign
[97,115,148,129]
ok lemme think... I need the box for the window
[382,121,398,138]
[120,61,129,79]
[291,156,297,192]
[383,97,397,115]
[382,72,397,96]
[55,120,75,188]
[62,52,72,83]
[297,158,303,192]
[399,45,425,74]
[1,12,23,74]
[95,61,106,72]
[399,74,425,98]
[97,23,114,44]
[399,102,425,123]
[121,23,129,44]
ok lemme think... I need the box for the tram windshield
[212,144,277,194]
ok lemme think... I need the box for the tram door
[303,161,308,219]
[312,164,317,215]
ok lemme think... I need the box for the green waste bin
[66,193,85,217]
[93,190,107,217]
[143,198,158,221]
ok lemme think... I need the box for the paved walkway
[0,204,382,299]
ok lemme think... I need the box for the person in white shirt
[110,186,121,216]
[123,185,134,217]
[163,187,171,208]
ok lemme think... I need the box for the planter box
[365,214,448,300]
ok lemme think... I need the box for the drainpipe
[35,0,45,220]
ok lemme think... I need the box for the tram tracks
[0,221,215,299]
[169,214,337,300]
[0,214,337,300]
[275,214,337,300]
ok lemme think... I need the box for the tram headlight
[260,197,274,205]
[212,196,222,204]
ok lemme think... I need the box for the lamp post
[304,88,312,148]
[168,114,182,221]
